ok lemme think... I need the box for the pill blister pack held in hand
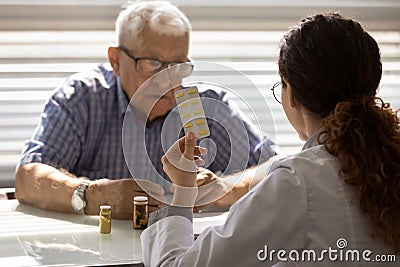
[174,86,210,139]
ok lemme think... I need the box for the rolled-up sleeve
[18,79,86,170]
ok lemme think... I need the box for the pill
[174,86,210,139]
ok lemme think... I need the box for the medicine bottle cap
[133,196,148,203]
[100,205,111,210]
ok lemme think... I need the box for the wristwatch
[71,181,91,214]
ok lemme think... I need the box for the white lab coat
[141,133,399,266]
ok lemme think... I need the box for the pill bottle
[99,205,111,234]
[133,196,148,229]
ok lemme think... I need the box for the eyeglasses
[119,46,194,77]
[270,81,282,104]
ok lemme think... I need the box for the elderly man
[15,1,276,219]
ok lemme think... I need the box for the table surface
[0,199,227,266]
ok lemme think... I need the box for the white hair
[115,1,191,47]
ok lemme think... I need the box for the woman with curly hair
[141,13,400,266]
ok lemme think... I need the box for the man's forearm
[224,154,285,190]
[15,163,85,213]
[209,156,283,209]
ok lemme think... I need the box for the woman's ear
[286,83,297,109]
[108,46,120,75]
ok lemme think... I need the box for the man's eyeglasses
[271,81,282,104]
[119,46,194,77]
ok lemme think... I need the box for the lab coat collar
[302,128,326,151]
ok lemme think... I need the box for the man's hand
[207,179,248,210]
[194,155,287,211]
[15,163,166,220]
[194,168,249,211]
[196,167,218,187]
[85,178,165,220]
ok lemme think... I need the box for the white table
[0,200,227,266]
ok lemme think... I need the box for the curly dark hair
[278,13,400,252]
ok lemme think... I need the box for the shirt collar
[116,77,129,117]
[98,63,129,117]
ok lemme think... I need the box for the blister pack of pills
[174,86,210,139]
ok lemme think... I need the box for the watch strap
[72,180,91,214]
[76,181,91,194]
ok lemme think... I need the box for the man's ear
[108,46,120,75]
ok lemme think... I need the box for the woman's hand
[161,132,207,187]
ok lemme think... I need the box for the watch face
[71,194,84,210]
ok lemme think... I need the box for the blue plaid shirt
[19,64,276,189]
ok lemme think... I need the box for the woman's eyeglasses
[270,81,282,104]
[119,46,194,77]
